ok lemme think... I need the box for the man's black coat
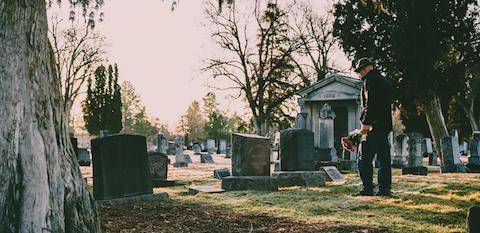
[360,69,393,132]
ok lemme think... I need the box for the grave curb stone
[221,176,278,191]
[271,171,326,187]
[96,192,169,205]
[188,186,225,195]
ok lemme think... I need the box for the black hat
[354,57,373,72]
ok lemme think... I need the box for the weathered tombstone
[222,133,277,191]
[91,134,152,200]
[156,133,168,155]
[402,133,428,175]
[147,152,174,187]
[441,136,468,173]
[200,153,215,163]
[468,205,480,233]
[193,143,202,155]
[317,104,338,162]
[392,134,408,168]
[174,137,188,167]
[279,128,315,171]
[213,168,231,179]
[207,139,216,154]
[422,138,437,166]
[166,141,176,155]
[189,186,225,195]
[184,154,193,164]
[467,131,480,172]
[225,147,232,158]
[219,140,227,154]
[231,133,270,176]
[321,166,345,183]
[77,148,91,166]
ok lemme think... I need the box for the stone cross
[174,136,187,167]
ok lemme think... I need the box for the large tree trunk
[423,95,449,165]
[0,1,101,232]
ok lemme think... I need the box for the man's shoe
[352,190,374,196]
[375,190,392,197]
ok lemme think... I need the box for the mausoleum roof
[297,73,361,97]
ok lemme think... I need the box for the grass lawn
[91,154,480,232]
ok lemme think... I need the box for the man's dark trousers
[358,129,391,193]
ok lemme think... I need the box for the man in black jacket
[353,58,393,196]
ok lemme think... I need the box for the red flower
[341,137,355,152]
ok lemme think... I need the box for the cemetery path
[98,199,391,233]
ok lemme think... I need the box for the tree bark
[423,94,448,164]
[0,1,101,232]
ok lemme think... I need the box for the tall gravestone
[222,133,277,191]
[392,134,408,168]
[207,139,216,154]
[402,133,428,175]
[91,134,153,200]
[174,137,188,167]
[317,103,338,162]
[441,136,468,173]
[467,131,480,172]
[156,133,168,155]
[272,128,326,187]
[422,138,437,166]
[219,140,227,154]
[279,129,315,171]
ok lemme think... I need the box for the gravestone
[70,137,78,158]
[402,133,428,175]
[184,154,193,164]
[189,186,225,195]
[174,137,188,167]
[392,134,408,168]
[193,143,202,155]
[441,136,468,173]
[321,166,345,183]
[468,205,480,233]
[222,133,276,191]
[231,133,270,176]
[225,147,232,158]
[77,148,91,166]
[317,104,338,162]
[467,131,480,172]
[219,140,227,154]
[422,138,437,166]
[213,168,231,179]
[279,128,315,171]
[166,141,176,155]
[461,141,469,156]
[91,134,152,200]
[295,112,308,129]
[147,152,174,187]
[207,139,216,154]
[200,153,215,163]
[156,133,168,155]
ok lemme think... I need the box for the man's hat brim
[354,63,372,72]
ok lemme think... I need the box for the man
[353,57,393,197]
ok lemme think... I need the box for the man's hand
[361,124,372,133]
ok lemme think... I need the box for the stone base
[272,171,326,187]
[316,148,338,162]
[391,159,406,168]
[152,179,175,187]
[221,176,278,191]
[402,166,428,176]
[339,160,358,171]
[174,162,188,167]
[96,192,169,205]
[441,164,468,173]
[466,164,480,173]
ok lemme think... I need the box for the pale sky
[56,0,351,130]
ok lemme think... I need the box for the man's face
[355,65,372,78]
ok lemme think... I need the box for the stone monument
[221,133,277,191]
[207,139,216,154]
[219,140,227,154]
[401,133,428,175]
[174,136,188,167]
[91,134,152,200]
[147,152,174,187]
[193,143,202,155]
[317,103,338,162]
[441,136,468,173]
[156,133,168,155]
[392,134,408,168]
[467,131,480,172]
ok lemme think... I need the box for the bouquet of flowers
[341,129,364,153]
